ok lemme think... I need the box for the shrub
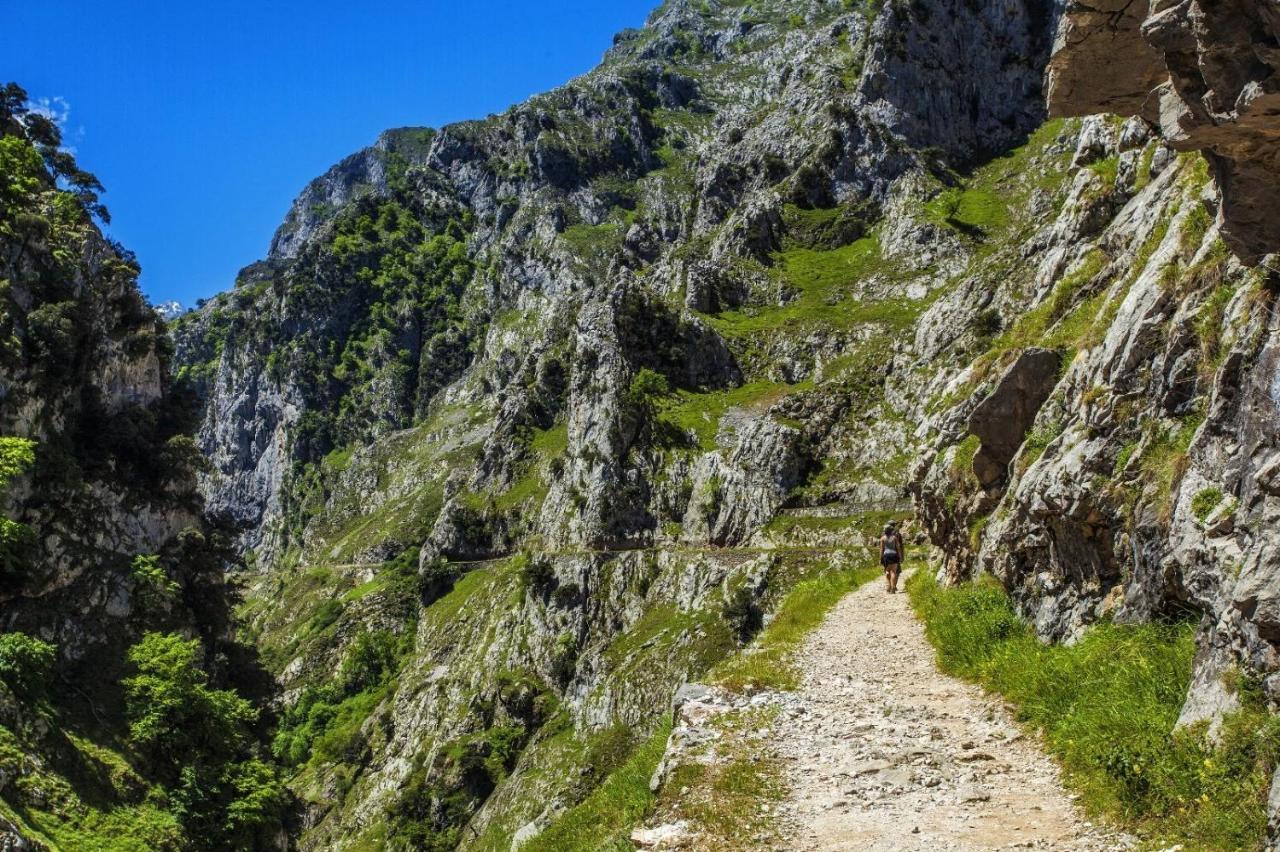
[131,554,179,606]
[0,632,55,696]
[0,437,35,580]
[1191,487,1225,522]
[338,630,399,695]
[518,552,555,595]
[721,583,763,643]
[625,368,670,430]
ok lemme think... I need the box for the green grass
[495,422,570,510]
[925,185,1008,235]
[763,514,861,537]
[523,722,672,852]
[651,708,785,849]
[924,118,1070,244]
[1133,411,1203,518]
[1190,487,1226,523]
[704,236,926,338]
[908,571,1279,849]
[659,380,805,450]
[713,565,880,691]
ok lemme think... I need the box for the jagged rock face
[1048,0,1280,261]
[176,0,1062,568]
[169,1,1094,846]
[168,0,1280,847]
[911,88,1280,830]
[968,348,1062,489]
[860,0,1057,163]
[269,127,439,261]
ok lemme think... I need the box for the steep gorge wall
[166,0,1280,847]
[911,0,1280,837]
[1048,0,1280,261]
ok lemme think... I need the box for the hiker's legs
[889,564,901,592]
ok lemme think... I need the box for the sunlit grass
[907,571,1279,849]
[713,565,881,691]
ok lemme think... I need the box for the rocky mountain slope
[0,86,282,850]
[162,0,1280,848]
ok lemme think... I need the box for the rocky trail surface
[771,575,1128,851]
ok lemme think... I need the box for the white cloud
[29,95,71,128]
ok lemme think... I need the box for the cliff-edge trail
[643,572,1134,850]
[771,574,1126,851]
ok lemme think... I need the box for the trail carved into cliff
[771,575,1126,851]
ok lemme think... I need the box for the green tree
[124,633,285,849]
[124,633,257,760]
[0,632,55,696]
[626,368,670,420]
[131,554,179,607]
[0,437,35,580]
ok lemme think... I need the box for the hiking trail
[769,573,1129,851]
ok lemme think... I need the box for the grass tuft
[523,722,672,852]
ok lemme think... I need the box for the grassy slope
[907,571,1280,850]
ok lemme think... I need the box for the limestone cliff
[165,0,1280,848]
[0,85,279,851]
[1048,0,1280,261]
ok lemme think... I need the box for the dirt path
[771,574,1129,851]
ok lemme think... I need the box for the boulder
[967,349,1063,489]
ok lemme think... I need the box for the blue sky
[7,1,656,307]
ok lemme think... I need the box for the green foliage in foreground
[523,721,672,852]
[125,633,286,850]
[907,571,1280,849]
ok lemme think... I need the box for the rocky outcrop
[1048,0,1280,261]
[968,348,1062,490]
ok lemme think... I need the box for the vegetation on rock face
[5,0,1271,845]
[0,82,284,851]
[908,572,1279,849]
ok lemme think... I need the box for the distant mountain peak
[153,300,184,320]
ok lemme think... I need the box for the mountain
[153,300,185,321]
[5,0,1280,848]
[0,84,284,849]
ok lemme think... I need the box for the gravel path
[772,575,1129,851]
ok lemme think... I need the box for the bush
[0,437,35,580]
[338,630,399,694]
[124,633,257,764]
[518,552,555,595]
[721,584,763,643]
[908,571,1278,849]
[131,554,179,606]
[123,633,284,849]
[0,632,55,695]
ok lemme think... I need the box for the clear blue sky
[8,1,656,307]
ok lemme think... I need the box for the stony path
[772,575,1129,851]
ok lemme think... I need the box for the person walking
[879,521,904,593]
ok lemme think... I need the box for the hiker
[879,521,904,593]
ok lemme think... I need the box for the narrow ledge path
[771,574,1130,851]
